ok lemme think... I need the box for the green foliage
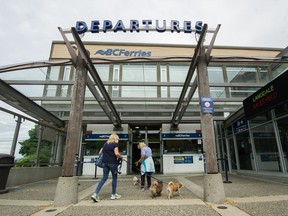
[17,127,52,166]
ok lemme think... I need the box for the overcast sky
[1,0,288,158]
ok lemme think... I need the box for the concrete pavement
[0,173,288,216]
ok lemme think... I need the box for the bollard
[223,157,232,183]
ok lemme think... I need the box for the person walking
[91,133,123,202]
[137,142,155,191]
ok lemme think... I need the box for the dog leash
[122,158,169,184]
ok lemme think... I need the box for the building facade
[1,41,287,176]
[45,42,288,175]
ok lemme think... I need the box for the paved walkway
[0,173,288,216]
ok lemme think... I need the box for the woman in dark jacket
[91,133,123,202]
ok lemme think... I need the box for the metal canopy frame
[0,79,64,128]
[58,27,122,130]
[0,27,287,131]
[170,24,208,130]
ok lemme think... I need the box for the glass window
[275,103,288,118]
[60,85,69,97]
[228,138,237,169]
[229,86,259,98]
[84,140,127,156]
[122,86,157,97]
[210,87,226,98]
[235,132,253,170]
[49,66,60,80]
[227,67,258,83]
[258,67,269,83]
[249,111,272,127]
[95,64,110,81]
[208,66,224,83]
[46,85,57,96]
[252,123,282,172]
[163,139,202,154]
[122,64,157,82]
[170,87,182,98]
[161,65,168,98]
[63,66,72,81]
[169,65,189,82]
[276,117,288,172]
[112,65,119,97]
[272,64,288,79]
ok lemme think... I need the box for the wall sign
[95,48,151,57]
[243,70,288,119]
[174,156,193,164]
[76,20,203,34]
[201,97,214,114]
[85,133,128,140]
[162,133,202,139]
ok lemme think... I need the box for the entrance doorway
[130,124,161,174]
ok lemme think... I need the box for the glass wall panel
[228,138,237,169]
[170,87,182,98]
[84,140,127,156]
[208,66,224,83]
[235,132,253,170]
[60,85,69,97]
[258,67,269,83]
[252,123,282,172]
[122,64,157,82]
[229,87,259,98]
[250,112,272,127]
[49,66,60,80]
[45,85,57,96]
[272,64,288,79]
[0,68,47,80]
[169,65,189,82]
[160,65,168,98]
[275,103,288,118]
[163,139,202,154]
[227,67,258,83]
[210,87,226,98]
[12,85,44,97]
[95,64,110,81]
[276,117,288,171]
[122,86,157,97]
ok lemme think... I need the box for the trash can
[0,153,15,194]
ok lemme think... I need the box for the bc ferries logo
[95,48,151,57]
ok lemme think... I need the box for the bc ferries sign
[76,20,203,34]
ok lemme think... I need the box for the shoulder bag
[95,143,106,168]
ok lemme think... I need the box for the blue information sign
[173,156,193,164]
[201,97,214,114]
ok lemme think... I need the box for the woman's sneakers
[91,193,121,201]
[91,193,100,202]
[110,193,121,200]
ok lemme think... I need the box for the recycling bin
[0,153,15,193]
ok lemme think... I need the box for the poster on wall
[174,156,193,164]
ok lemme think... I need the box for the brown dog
[149,180,163,198]
[167,181,183,199]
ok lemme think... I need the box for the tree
[17,127,52,166]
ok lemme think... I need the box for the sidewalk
[0,173,288,216]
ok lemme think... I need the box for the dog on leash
[149,180,163,198]
[167,181,183,199]
[133,176,140,185]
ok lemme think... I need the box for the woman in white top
[137,142,155,191]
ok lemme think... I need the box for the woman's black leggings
[141,172,153,188]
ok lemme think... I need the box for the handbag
[96,152,104,168]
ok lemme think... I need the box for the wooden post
[62,54,87,177]
[197,46,218,174]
